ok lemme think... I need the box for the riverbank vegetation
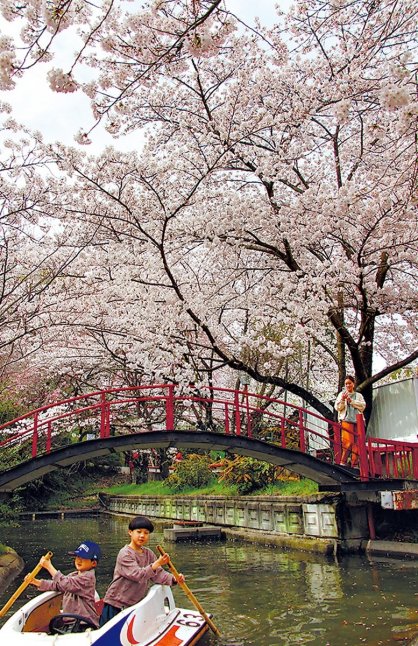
[104,477,318,498]
[0,501,21,528]
[49,455,318,509]
[0,451,318,521]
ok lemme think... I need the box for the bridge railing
[1,385,417,482]
[366,437,418,480]
[0,385,174,461]
[0,384,334,459]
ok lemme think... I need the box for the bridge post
[234,390,241,435]
[298,410,306,453]
[357,413,369,481]
[333,422,341,464]
[280,418,286,447]
[46,421,52,453]
[31,412,39,458]
[245,387,252,438]
[100,393,110,438]
[413,447,418,480]
[224,404,230,435]
[166,384,175,430]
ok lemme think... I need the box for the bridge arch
[0,430,359,492]
[1,385,417,490]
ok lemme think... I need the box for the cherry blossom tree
[1,0,417,418]
[0,0,224,138]
[0,114,102,382]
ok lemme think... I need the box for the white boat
[0,584,210,645]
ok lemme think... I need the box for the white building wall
[367,377,418,442]
[305,407,332,452]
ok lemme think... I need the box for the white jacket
[334,390,366,422]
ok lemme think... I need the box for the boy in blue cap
[28,540,101,628]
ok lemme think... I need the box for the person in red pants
[335,375,366,467]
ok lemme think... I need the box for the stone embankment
[98,492,418,557]
[0,547,24,591]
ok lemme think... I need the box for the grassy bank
[103,478,319,498]
[8,459,318,513]
[40,473,318,509]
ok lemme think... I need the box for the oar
[0,550,53,618]
[157,545,221,637]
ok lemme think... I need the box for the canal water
[0,515,417,645]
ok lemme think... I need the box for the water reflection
[0,516,417,645]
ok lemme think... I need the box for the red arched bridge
[0,384,417,492]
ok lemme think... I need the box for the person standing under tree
[334,375,366,468]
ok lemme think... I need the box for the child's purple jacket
[103,545,175,609]
[39,569,99,627]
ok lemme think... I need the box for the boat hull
[0,585,209,645]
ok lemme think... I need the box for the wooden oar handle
[157,545,221,637]
[0,550,53,618]
[157,545,180,577]
[34,551,53,570]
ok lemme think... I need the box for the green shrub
[219,456,286,495]
[12,456,123,510]
[0,500,21,526]
[165,454,213,492]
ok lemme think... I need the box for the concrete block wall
[99,493,364,541]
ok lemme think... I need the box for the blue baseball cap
[68,541,101,561]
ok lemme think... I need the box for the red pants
[341,421,358,467]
